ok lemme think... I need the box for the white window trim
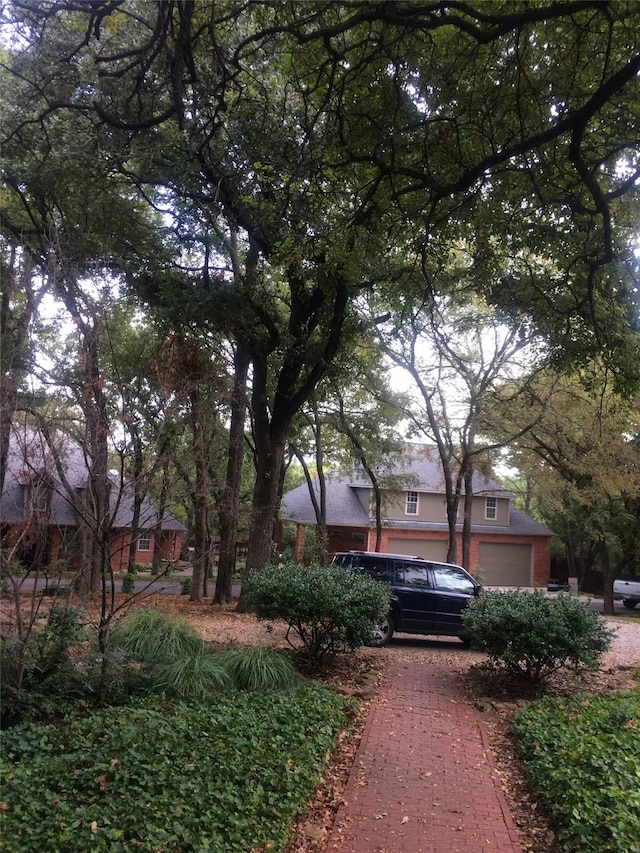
[138,536,151,552]
[485,496,497,520]
[405,490,419,515]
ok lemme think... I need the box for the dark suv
[332,551,481,646]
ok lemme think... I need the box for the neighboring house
[280,445,554,587]
[1,426,184,573]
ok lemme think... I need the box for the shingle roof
[280,446,553,538]
[1,424,184,532]
[281,472,370,526]
[346,444,513,497]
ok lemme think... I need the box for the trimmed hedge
[462,589,613,684]
[245,562,390,666]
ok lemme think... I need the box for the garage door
[478,543,531,587]
[387,539,448,561]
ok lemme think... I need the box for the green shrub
[245,562,390,667]
[219,645,301,692]
[462,589,613,684]
[180,576,192,595]
[0,605,89,727]
[512,690,640,852]
[120,572,136,593]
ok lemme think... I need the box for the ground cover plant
[511,689,640,853]
[0,685,350,853]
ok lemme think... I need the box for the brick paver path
[328,662,523,853]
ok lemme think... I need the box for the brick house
[280,445,554,587]
[1,426,184,573]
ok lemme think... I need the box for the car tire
[623,599,639,610]
[370,615,394,647]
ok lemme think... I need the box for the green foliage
[462,590,613,684]
[0,605,89,727]
[120,573,135,593]
[217,645,301,692]
[512,691,640,852]
[110,609,204,664]
[151,653,234,701]
[0,686,349,852]
[245,562,391,667]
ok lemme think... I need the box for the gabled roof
[280,446,553,538]
[282,472,370,527]
[1,424,184,532]
[346,444,513,497]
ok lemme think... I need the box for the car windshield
[432,565,476,594]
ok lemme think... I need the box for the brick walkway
[328,662,523,853]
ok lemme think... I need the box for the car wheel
[623,599,639,610]
[370,615,394,647]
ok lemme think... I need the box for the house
[1,425,185,574]
[280,445,554,587]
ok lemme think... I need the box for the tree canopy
[2,0,639,569]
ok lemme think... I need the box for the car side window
[432,565,476,594]
[395,562,432,587]
[357,558,389,583]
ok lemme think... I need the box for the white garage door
[387,539,448,561]
[478,543,531,587]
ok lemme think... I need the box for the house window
[138,536,151,551]
[406,491,419,515]
[485,497,497,520]
[29,479,50,515]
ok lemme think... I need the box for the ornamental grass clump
[218,644,301,691]
[152,652,234,700]
[110,608,204,664]
[110,609,301,699]
[110,608,218,699]
[462,588,613,685]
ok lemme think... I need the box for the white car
[613,577,640,609]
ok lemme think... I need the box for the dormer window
[406,490,419,515]
[485,496,497,520]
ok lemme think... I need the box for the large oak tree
[2,0,638,571]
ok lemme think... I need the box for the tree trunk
[1,251,39,496]
[243,433,287,577]
[462,467,474,570]
[126,430,144,573]
[152,459,171,574]
[189,389,209,603]
[215,341,249,604]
